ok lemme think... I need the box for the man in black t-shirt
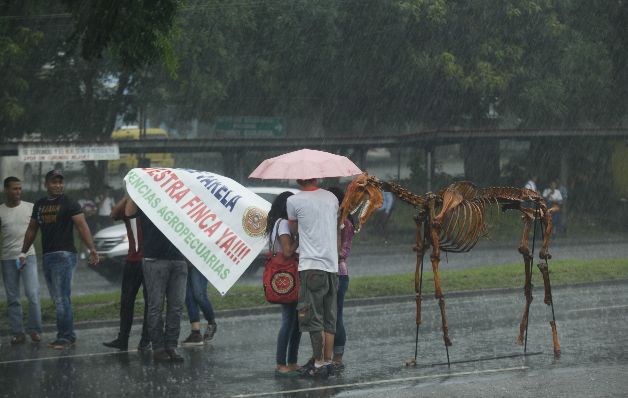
[125,198,188,362]
[19,170,99,350]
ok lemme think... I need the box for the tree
[61,0,181,72]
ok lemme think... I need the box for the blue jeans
[142,258,188,350]
[276,302,301,365]
[185,265,215,324]
[43,251,77,341]
[334,275,349,355]
[2,255,42,335]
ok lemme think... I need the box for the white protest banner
[124,168,270,295]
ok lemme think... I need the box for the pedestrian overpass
[1,128,627,189]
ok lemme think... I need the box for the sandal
[275,369,300,378]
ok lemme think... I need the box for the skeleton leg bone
[539,208,554,260]
[516,214,534,346]
[406,213,427,367]
[430,225,452,347]
[538,262,561,357]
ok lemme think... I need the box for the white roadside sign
[18,144,120,162]
[124,168,270,295]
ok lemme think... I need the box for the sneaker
[166,348,184,362]
[181,331,204,346]
[138,339,152,353]
[102,337,128,351]
[203,322,217,341]
[297,358,315,376]
[10,334,26,345]
[333,361,345,373]
[301,364,332,379]
[48,338,74,350]
[30,332,41,343]
[153,349,171,362]
[153,348,184,362]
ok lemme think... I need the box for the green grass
[1,258,626,330]
[344,258,628,298]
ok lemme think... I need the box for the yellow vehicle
[108,127,175,175]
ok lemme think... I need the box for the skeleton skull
[339,172,384,232]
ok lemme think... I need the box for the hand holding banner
[124,168,270,295]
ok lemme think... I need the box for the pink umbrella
[249,148,362,180]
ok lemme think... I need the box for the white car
[89,186,299,282]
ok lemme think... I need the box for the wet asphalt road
[1,280,627,397]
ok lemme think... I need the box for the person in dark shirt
[125,197,188,362]
[102,194,150,352]
[19,169,99,349]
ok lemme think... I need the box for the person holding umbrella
[287,178,339,378]
[250,148,362,378]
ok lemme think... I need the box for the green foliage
[1,0,627,144]
[0,24,42,136]
[61,0,182,72]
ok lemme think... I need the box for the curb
[20,278,628,335]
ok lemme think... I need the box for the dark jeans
[185,264,215,324]
[276,303,301,365]
[118,260,149,343]
[43,251,77,341]
[142,258,187,350]
[334,275,349,355]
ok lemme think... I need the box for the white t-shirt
[524,180,537,192]
[0,202,36,260]
[98,196,115,216]
[269,218,291,254]
[287,188,338,273]
[542,188,563,204]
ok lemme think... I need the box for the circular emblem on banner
[242,206,267,237]
[271,271,296,294]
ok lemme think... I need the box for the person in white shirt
[524,176,538,193]
[542,180,563,237]
[287,178,339,377]
[0,176,42,345]
[97,187,115,229]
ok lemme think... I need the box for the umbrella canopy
[249,148,362,180]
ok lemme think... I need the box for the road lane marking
[0,349,140,365]
[231,366,529,397]
[566,304,628,314]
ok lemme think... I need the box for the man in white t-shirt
[524,176,538,193]
[0,176,42,345]
[97,187,115,229]
[287,178,339,377]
